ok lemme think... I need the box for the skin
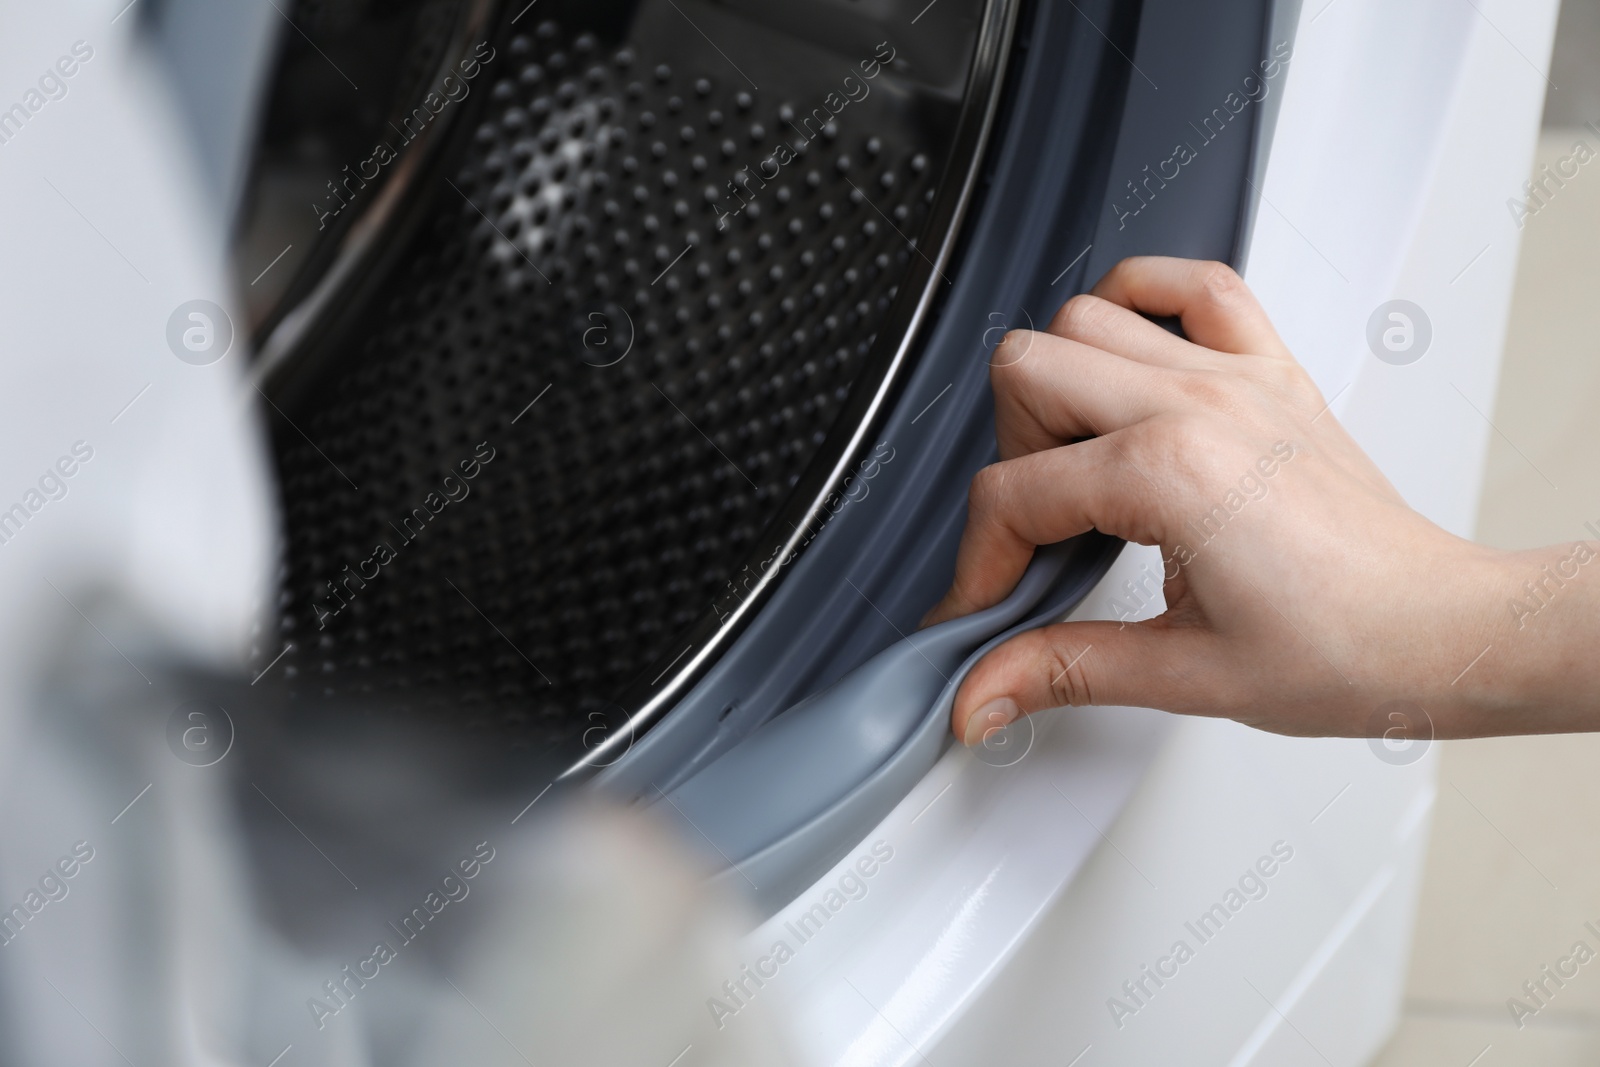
[926,256,1600,747]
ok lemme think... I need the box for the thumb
[952,619,1195,745]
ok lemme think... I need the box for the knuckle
[1235,352,1284,381]
[1238,352,1314,405]
[1121,418,1171,467]
[1281,362,1321,401]
[1044,640,1096,707]
[1131,414,1209,472]
[1052,294,1103,337]
[1174,370,1232,410]
[1275,367,1321,410]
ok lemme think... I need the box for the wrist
[1434,540,1600,735]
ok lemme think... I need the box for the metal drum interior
[240,0,1003,746]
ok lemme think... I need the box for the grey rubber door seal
[599,0,1279,918]
[651,543,1107,912]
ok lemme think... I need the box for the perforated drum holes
[709,41,899,230]
[1366,300,1432,366]
[166,300,234,365]
[569,300,635,366]
[269,8,962,737]
[308,443,498,632]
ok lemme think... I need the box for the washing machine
[0,0,1556,1063]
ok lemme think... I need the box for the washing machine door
[0,0,1290,1063]
[248,0,1030,741]
[629,0,1293,915]
[241,0,1282,913]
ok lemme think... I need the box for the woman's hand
[926,257,1598,746]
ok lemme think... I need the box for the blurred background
[1373,1,1600,1061]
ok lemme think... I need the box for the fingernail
[963,697,1021,747]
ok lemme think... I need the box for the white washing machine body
[729,2,1559,1064]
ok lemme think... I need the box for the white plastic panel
[743,0,1558,1062]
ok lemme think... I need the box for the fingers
[1091,257,1288,357]
[990,331,1175,460]
[952,619,1202,743]
[991,261,1284,461]
[921,434,1166,626]
[1045,292,1202,369]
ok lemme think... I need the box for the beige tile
[1406,735,1600,1014]
[1369,1013,1600,1067]
[1475,127,1600,551]
[1404,119,1600,1052]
